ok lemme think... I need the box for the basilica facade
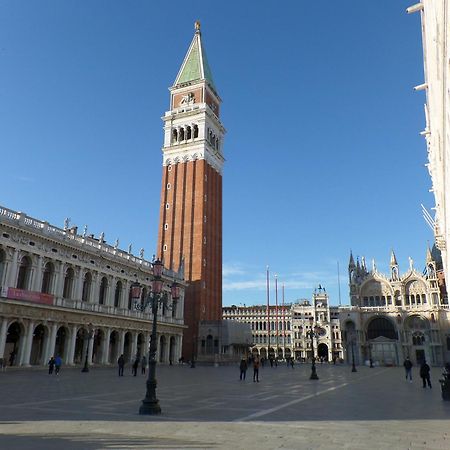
[0,206,185,368]
[342,247,449,366]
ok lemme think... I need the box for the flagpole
[282,283,285,355]
[275,274,279,355]
[266,265,270,354]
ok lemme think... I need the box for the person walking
[48,356,56,375]
[54,355,62,375]
[132,357,139,376]
[239,357,248,380]
[420,360,432,388]
[290,357,295,369]
[403,357,413,382]
[141,355,147,375]
[117,354,125,376]
[253,356,260,382]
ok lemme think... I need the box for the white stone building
[0,206,185,368]
[222,287,344,362]
[291,287,344,362]
[223,304,292,360]
[409,1,450,281]
[343,248,449,366]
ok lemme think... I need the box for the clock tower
[157,22,225,359]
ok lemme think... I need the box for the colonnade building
[409,0,450,282]
[0,206,185,368]
[222,287,344,362]
[341,248,449,367]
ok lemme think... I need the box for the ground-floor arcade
[0,303,184,368]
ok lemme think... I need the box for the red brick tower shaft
[157,23,225,360]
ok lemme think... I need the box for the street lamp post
[81,324,94,373]
[307,316,319,380]
[131,259,180,415]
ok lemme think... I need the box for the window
[168,165,172,172]
[63,267,74,299]
[193,124,199,138]
[82,272,92,302]
[114,281,122,307]
[167,183,171,190]
[99,277,108,305]
[17,256,32,290]
[164,223,169,230]
[163,245,167,252]
[166,203,170,210]
[0,249,6,287]
[41,262,54,294]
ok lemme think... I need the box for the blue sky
[0,1,433,306]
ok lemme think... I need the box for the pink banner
[7,288,54,305]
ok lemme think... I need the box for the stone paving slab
[0,364,449,448]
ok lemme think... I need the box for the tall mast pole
[266,266,270,352]
[275,274,279,353]
[282,283,285,353]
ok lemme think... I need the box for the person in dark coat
[141,355,147,375]
[117,354,125,376]
[239,357,248,380]
[253,357,260,382]
[48,356,55,375]
[403,357,413,382]
[420,360,432,388]
[132,357,139,376]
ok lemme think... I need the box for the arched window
[41,262,54,294]
[17,256,32,290]
[367,317,397,340]
[63,267,74,299]
[0,249,6,287]
[114,281,122,307]
[193,124,199,138]
[98,277,108,305]
[82,272,92,302]
[179,127,185,141]
[186,126,192,140]
[172,129,178,143]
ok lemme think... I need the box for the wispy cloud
[222,262,247,277]
[16,176,35,183]
[222,258,343,294]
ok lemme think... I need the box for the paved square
[0,363,449,449]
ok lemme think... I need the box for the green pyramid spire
[174,22,217,92]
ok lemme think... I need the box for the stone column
[118,330,125,358]
[66,325,78,365]
[55,262,65,299]
[20,320,35,366]
[0,317,9,359]
[108,276,116,307]
[131,332,138,359]
[90,272,99,304]
[122,280,130,309]
[102,328,111,364]
[88,333,94,364]
[74,268,84,301]
[33,256,44,292]
[44,323,58,363]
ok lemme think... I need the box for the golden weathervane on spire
[195,21,201,32]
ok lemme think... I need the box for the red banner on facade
[7,288,54,305]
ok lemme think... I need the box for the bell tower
[157,22,225,359]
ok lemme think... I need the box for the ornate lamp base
[139,399,161,415]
